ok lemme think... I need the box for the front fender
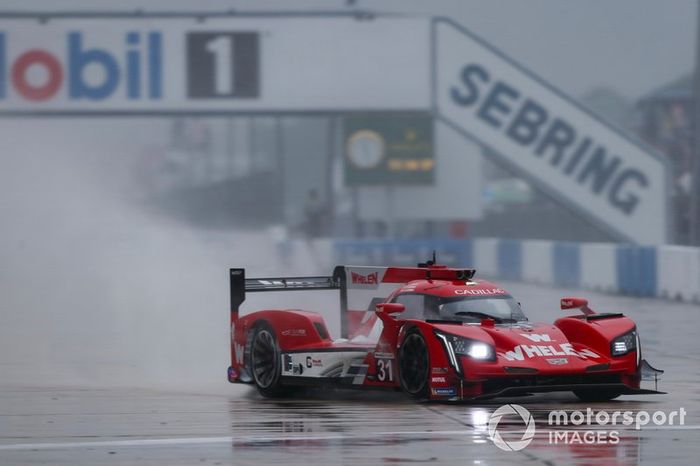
[555,315,638,373]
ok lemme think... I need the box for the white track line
[0,430,477,451]
[0,437,237,451]
[1,425,698,452]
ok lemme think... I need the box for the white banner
[435,19,668,244]
[0,17,430,112]
[0,14,669,243]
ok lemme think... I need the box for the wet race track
[1,281,699,465]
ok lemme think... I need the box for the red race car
[227,260,664,401]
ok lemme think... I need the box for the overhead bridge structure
[0,10,669,243]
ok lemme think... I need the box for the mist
[0,119,327,392]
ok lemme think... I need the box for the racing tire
[572,388,622,402]
[249,323,285,398]
[398,328,430,399]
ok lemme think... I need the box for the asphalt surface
[1,281,699,465]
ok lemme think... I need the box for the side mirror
[560,297,595,316]
[376,302,406,315]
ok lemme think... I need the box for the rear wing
[229,267,349,335]
[229,264,475,338]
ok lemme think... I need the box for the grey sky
[1,0,696,100]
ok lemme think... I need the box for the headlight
[611,329,638,356]
[468,342,493,360]
[435,331,496,374]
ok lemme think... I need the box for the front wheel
[250,323,284,397]
[573,388,622,402]
[398,329,430,399]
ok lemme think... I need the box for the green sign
[343,113,434,186]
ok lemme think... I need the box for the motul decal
[281,329,307,336]
[500,343,599,361]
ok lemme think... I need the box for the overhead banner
[434,18,669,244]
[0,17,430,113]
[0,13,669,243]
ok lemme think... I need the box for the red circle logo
[11,50,63,101]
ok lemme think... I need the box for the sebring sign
[435,18,668,244]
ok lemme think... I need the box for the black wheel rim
[400,333,428,394]
[252,330,278,389]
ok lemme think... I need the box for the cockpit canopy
[390,282,527,323]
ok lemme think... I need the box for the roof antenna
[417,251,437,269]
[424,251,437,280]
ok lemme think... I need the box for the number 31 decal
[376,359,393,382]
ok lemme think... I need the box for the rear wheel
[573,388,622,402]
[398,329,430,399]
[250,324,284,397]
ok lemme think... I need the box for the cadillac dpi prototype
[227,262,664,401]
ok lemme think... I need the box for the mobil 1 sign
[434,19,669,244]
[0,17,429,113]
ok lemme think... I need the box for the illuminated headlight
[434,332,496,374]
[611,329,638,356]
[468,342,492,360]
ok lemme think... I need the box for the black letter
[576,146,621,194]
[476,81,520,129]
[505,98,548,146]
[608,169,648,215]
[451,64,489,107]
[535,118,576,166]
[564,137,591,175]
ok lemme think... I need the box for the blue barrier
[335,240,382,265]
[334,239,472,268]
[616,245,657,297]
[331,238,693,303]
[639,246,657,297]
[616,246,632,294]
[497,239,522,281]
[553,242,581,288]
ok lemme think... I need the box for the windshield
[437,296,526,323]
[393,293,527,323]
